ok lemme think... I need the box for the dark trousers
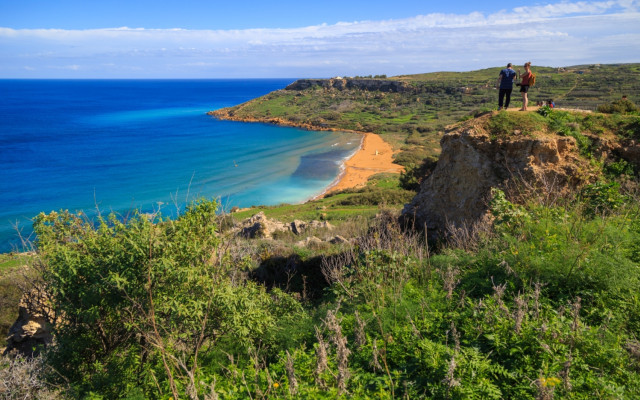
[499,88,512,108]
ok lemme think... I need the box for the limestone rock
[285,78,412,93]
[309,220,334,231]
[402,114,591,239]
[295,236,325,247]
[233,213,335,239]
[618,139,640,168]
[4,288,54,357]
[237,212,290,239]
[328,235,350,244]
[290,220,307,235]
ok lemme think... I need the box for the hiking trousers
[499,88,513,109]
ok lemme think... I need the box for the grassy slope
[226,174,412,222]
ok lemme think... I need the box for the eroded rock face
[285,78,412,93]
[3,288,54,357]
[402,116,589,238]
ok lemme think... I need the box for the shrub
[537,105,552,117]
[33,200,284,398]
[0,355,63,399]
[336,186,415,206]
[399,156,438,191]
[580,181,626,216]
[597,98,639,114]
[604,159,636,178]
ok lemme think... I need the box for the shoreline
[316,131,404,198]
[210,111,405,199]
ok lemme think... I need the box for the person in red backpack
[518,62,533,111]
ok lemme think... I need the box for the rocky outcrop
[3,288,54,357]
[234,212,334,239]
[295,236,325,248]
[285,78,412,93]
[402,114,592,238]
[617,139,640,168]
[237,212,290,239]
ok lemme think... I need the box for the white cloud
[0,0,639,78]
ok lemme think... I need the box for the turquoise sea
[0,80,361,252]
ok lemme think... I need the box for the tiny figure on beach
[518,62,533,111]
[497,63,517,110]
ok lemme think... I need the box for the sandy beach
[324,132,404,195]
[211,109,405,198]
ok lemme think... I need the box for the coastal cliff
[209,78,413,129]
[284,78,412,93]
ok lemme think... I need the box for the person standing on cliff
[518,62,533,111]
[497,63,517,110]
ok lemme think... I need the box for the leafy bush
[580,181,626,216]
[34,200,294,398]
[489,188,530,227]
[19,192,640,399]
[597,98,639,114]
[604,158,636,178]
[537,104,552,117]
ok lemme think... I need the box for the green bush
[597,98,639,114]
[580,181,626,216]
[34,200,293,398]
[399,156,438,191]
[336,186,415,206]
[604,158,636,178]
[537,104,552,117]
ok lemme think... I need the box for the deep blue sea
[0,80,361,252]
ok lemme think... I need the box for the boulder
[238,211,290,239]
[328,235,350,244]
[295,236,325,247]
[309,220,335,231]
[290,220,307,235]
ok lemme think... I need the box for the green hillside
[214,63,640,167]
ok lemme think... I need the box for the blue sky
[1,0,639,78]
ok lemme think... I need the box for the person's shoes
[497,107,502,110]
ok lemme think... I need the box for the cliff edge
[402,111,639,237]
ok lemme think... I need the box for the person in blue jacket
[497,63,517,110]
